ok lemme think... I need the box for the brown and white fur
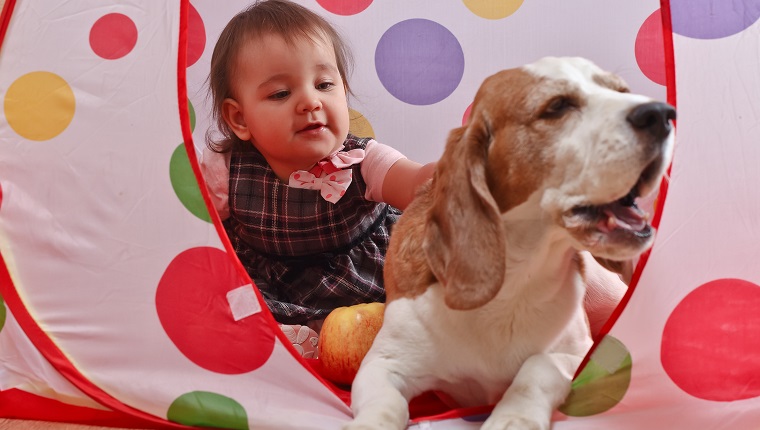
[346,57,675,430]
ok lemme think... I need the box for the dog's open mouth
[562,151,670,244]
[568,179,653,239]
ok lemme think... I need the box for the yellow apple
[318,302,385,385]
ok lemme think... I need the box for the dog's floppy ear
[423,114,506,310]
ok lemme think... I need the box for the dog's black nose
[627,102,676,140]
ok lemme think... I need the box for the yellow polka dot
[5,72,76,141]
[463,0,524,19]
[349,108,375,139]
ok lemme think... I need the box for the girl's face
[222,33,350,181]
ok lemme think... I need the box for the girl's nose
[298,91,322,113]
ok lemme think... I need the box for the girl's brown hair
[206,0,354,153]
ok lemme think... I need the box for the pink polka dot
[462,103,473,125]
[156,247,275,374]
[187,3,206,67]
[635,9,666,86]
[661,278,760,401]
[316,0,373,15]
[89,13,138,60]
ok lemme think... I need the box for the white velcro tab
[226,284,262,321]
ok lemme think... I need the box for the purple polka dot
[671,0,760,39]
[375,19,464,105]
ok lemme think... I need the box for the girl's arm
[381,159,436,210]
[199,148,232,220]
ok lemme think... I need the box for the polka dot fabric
[589,2,760,428]
[4,0,760,428]
[187,0,667,164]
[0,2,350,428]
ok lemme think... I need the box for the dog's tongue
[599,204,648,233]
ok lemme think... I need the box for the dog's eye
[540,97,576,119]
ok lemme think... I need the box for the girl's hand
[381,159,437,210]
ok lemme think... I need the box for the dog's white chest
[390,278,585,406]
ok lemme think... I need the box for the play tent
[2,0,760,428]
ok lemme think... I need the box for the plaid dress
[225,135,401,325]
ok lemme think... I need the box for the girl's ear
[221,98,251,141]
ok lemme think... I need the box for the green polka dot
[167,391,248,429]
[0,294,6,333]
[188,100,196,132]
[170,144,211,223]
[559,335,632,417]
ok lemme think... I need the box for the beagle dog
[346,57,675,430]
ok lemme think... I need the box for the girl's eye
[317,81,335,91]
[268,90,289,100]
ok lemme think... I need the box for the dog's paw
[480,414,547,430]
[343,421,394,430]
[343,410,407,430]
[342,424,377,430]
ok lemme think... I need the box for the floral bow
[288,148,365,203]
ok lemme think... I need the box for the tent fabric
[0,1,349,428]
[0,388,151,428]
[2,0,760,428]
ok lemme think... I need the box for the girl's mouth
[301,123,325,132]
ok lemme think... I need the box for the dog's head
[423,57,675,310]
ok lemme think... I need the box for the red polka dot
[661,278,760,401]
[635,9,666,86]
[330,175,337,181]
[316,0,373,15]
[156,247,275,374]
[89,13,138,60]
[462,103,473,125]
[186,3,206,67]
[0,182,3,210]
[326,194,332,199]
[294,173,300,180]
[340,191,345,196]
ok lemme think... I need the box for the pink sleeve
[199,147,231,220]
[361,139,406,202]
